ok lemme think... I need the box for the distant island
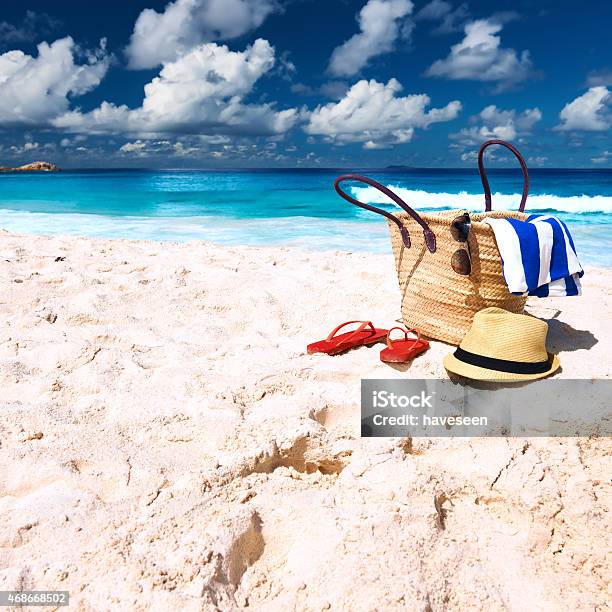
[0,161,59,173]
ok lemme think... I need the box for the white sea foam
[0,210,391,253]
[0,207,609,265]
[350,186,612,214]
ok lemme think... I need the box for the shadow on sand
[544,317,598,352]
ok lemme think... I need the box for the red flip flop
[380,327,429,363]
[307,321,389,356]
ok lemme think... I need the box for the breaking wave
[350,187,612,215]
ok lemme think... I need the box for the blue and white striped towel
[485,214,583,297]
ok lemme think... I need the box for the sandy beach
[0,230,610,610]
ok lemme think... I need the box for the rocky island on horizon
[0,161,59,173]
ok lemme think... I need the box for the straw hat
[443,307,560,381]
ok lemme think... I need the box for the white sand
[0,230,610,610]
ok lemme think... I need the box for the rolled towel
[484,214,583,297]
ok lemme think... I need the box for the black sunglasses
[450,213,472,275]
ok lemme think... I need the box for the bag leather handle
[334,174,436,252]
[478,139,529,212]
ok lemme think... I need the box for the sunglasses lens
[450,214,471,242]
[451,249,471,275]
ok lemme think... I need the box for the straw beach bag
[335,140,531,345]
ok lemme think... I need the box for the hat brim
[443,352,560,382]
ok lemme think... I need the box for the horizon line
[14,165,612,172]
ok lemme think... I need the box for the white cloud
[425,19,533,91]
[10,140,40,155]
[120,140,148,153]
[556,86,611,131]
[451,104,541,145]
[363,140,396,150]
[460,150,477,162]
[528,156,548,166]
[173,142,201,156]
[0,37,110,126]
[199,134,231,144]
[126,0,279,69]
[118,139,203,157]
[328,0,414,77]
[591,150,611,164]
[53,39,299,138]
[305,78,461,148]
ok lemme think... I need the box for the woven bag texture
[388,210,528,345]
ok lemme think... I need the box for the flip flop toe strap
[386,327,421,350]
[326,320,375,347]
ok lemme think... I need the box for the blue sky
[0,0,610,168]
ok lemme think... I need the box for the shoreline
[0,222,610,267]
[1,226,611,273]
[0,231,610,609]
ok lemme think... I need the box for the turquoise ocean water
[0,168,610,266]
